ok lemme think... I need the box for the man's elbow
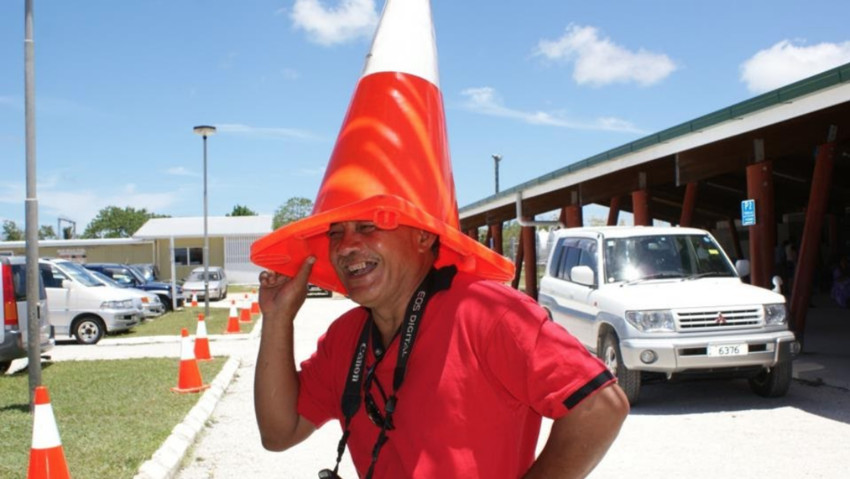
[259,432,298,452]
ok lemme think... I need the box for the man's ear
[417,229,438,253]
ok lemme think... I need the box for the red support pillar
[489,223,504,255]
[521,221,538,300]
[632,189,650,226]
[607,197,621,226]
[466,227,478,240]
[746,162,775,288]
[679,182,698,227]
[561,205,583,228]
[791,142,836,342]
[727,218,744,262]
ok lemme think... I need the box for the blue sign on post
[741,199,756,226]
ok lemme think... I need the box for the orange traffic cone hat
[171,328,210,394]
[28,386,71,479]
[251,0,514,294]
[194,313,212,361]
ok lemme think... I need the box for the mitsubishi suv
[538,226,798,405]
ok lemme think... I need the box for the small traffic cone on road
[194,313,211,361]
[250,296,260,316]
[171,328,210,394]
[190,293,198,308]
[225,301,241,334]
[27,386,71,479]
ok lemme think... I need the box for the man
[251,1,628,476]
[255,220,628,478]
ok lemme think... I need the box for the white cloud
[460,87,644,134]
[535,24,676,87]
[0,175,180,228]
[740,39,850,93]
[217,123,321,141]
[290,0,379,46]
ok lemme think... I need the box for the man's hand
[258,256,316,323]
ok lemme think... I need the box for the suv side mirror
[570,265,595,287]
[735,259,750,278]
[61,279,74,289]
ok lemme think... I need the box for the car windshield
[603,234,737,284]
[186,271,220,282]
[91,270,127,288]
[128,264,151,283]
[58,261,104,287]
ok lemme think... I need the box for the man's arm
[253,257,317,451]
[524,383,629,479]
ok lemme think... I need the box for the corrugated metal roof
[133,215,273,239]
[459,62,850,218]
[0,238,151,248]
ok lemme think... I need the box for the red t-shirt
[297,271,614,478]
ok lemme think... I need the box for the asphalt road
[35,297,850,478]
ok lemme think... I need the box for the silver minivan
[0,256,54,374]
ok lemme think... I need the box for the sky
[2,0,850,234]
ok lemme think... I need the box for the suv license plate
[708,343,748,356]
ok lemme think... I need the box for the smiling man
[251,1,627,477]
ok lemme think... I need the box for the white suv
[538,226,798,405]
[1,256,54,373]
[39,258,142,344]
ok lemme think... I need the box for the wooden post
[679,182,698,227]
[521,221,538,300]
[607,197,621,226]
[632,189,650,226]
[790,141,836,343]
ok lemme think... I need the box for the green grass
[227,284,258,294]
[0,358,225,479]
[116,305,259,337]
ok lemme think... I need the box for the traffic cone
[171,328,210,393]
[250,0,515,295]
[27,386,71,479]
[194,313,211,361]
[250,297,260,316]
[239,304,251,323]
[190,293,198,308]
[225,301,241,334]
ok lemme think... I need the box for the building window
[174,247,204,266]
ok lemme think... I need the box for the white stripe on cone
[196,319,208,338]
[31,402,62,450]
[362,0,439,86]
[180,333,194,361]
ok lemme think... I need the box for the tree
[226,204,257,217]
[39,225,57,240]
[273,197,314,229]
[2,220,23,241]
[82,206,168,238]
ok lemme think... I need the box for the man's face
[327,221,433,310]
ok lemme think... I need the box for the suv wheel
[599,331,641,405]
[74,316,105,345]
[748,361,792,397]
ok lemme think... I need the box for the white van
[538,226,798,405]
[39,258,142,344]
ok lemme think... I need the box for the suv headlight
[764,303,787,325]
[101,299,134,310]
[625,310,675,332]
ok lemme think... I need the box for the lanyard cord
[327,266,456,478]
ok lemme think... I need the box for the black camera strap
[323,266,456,478]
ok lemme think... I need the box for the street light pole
[491,154,502,194]
[193,125,216,320]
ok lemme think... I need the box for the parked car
[537,226,798,405]
[1,256,54,374]
[39,258,142,344]
[181,266,228,301]
[88,269,165,319]
[83,263,184,311]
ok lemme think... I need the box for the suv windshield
[603,234,737,283]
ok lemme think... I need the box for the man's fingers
[292,256,316,287]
